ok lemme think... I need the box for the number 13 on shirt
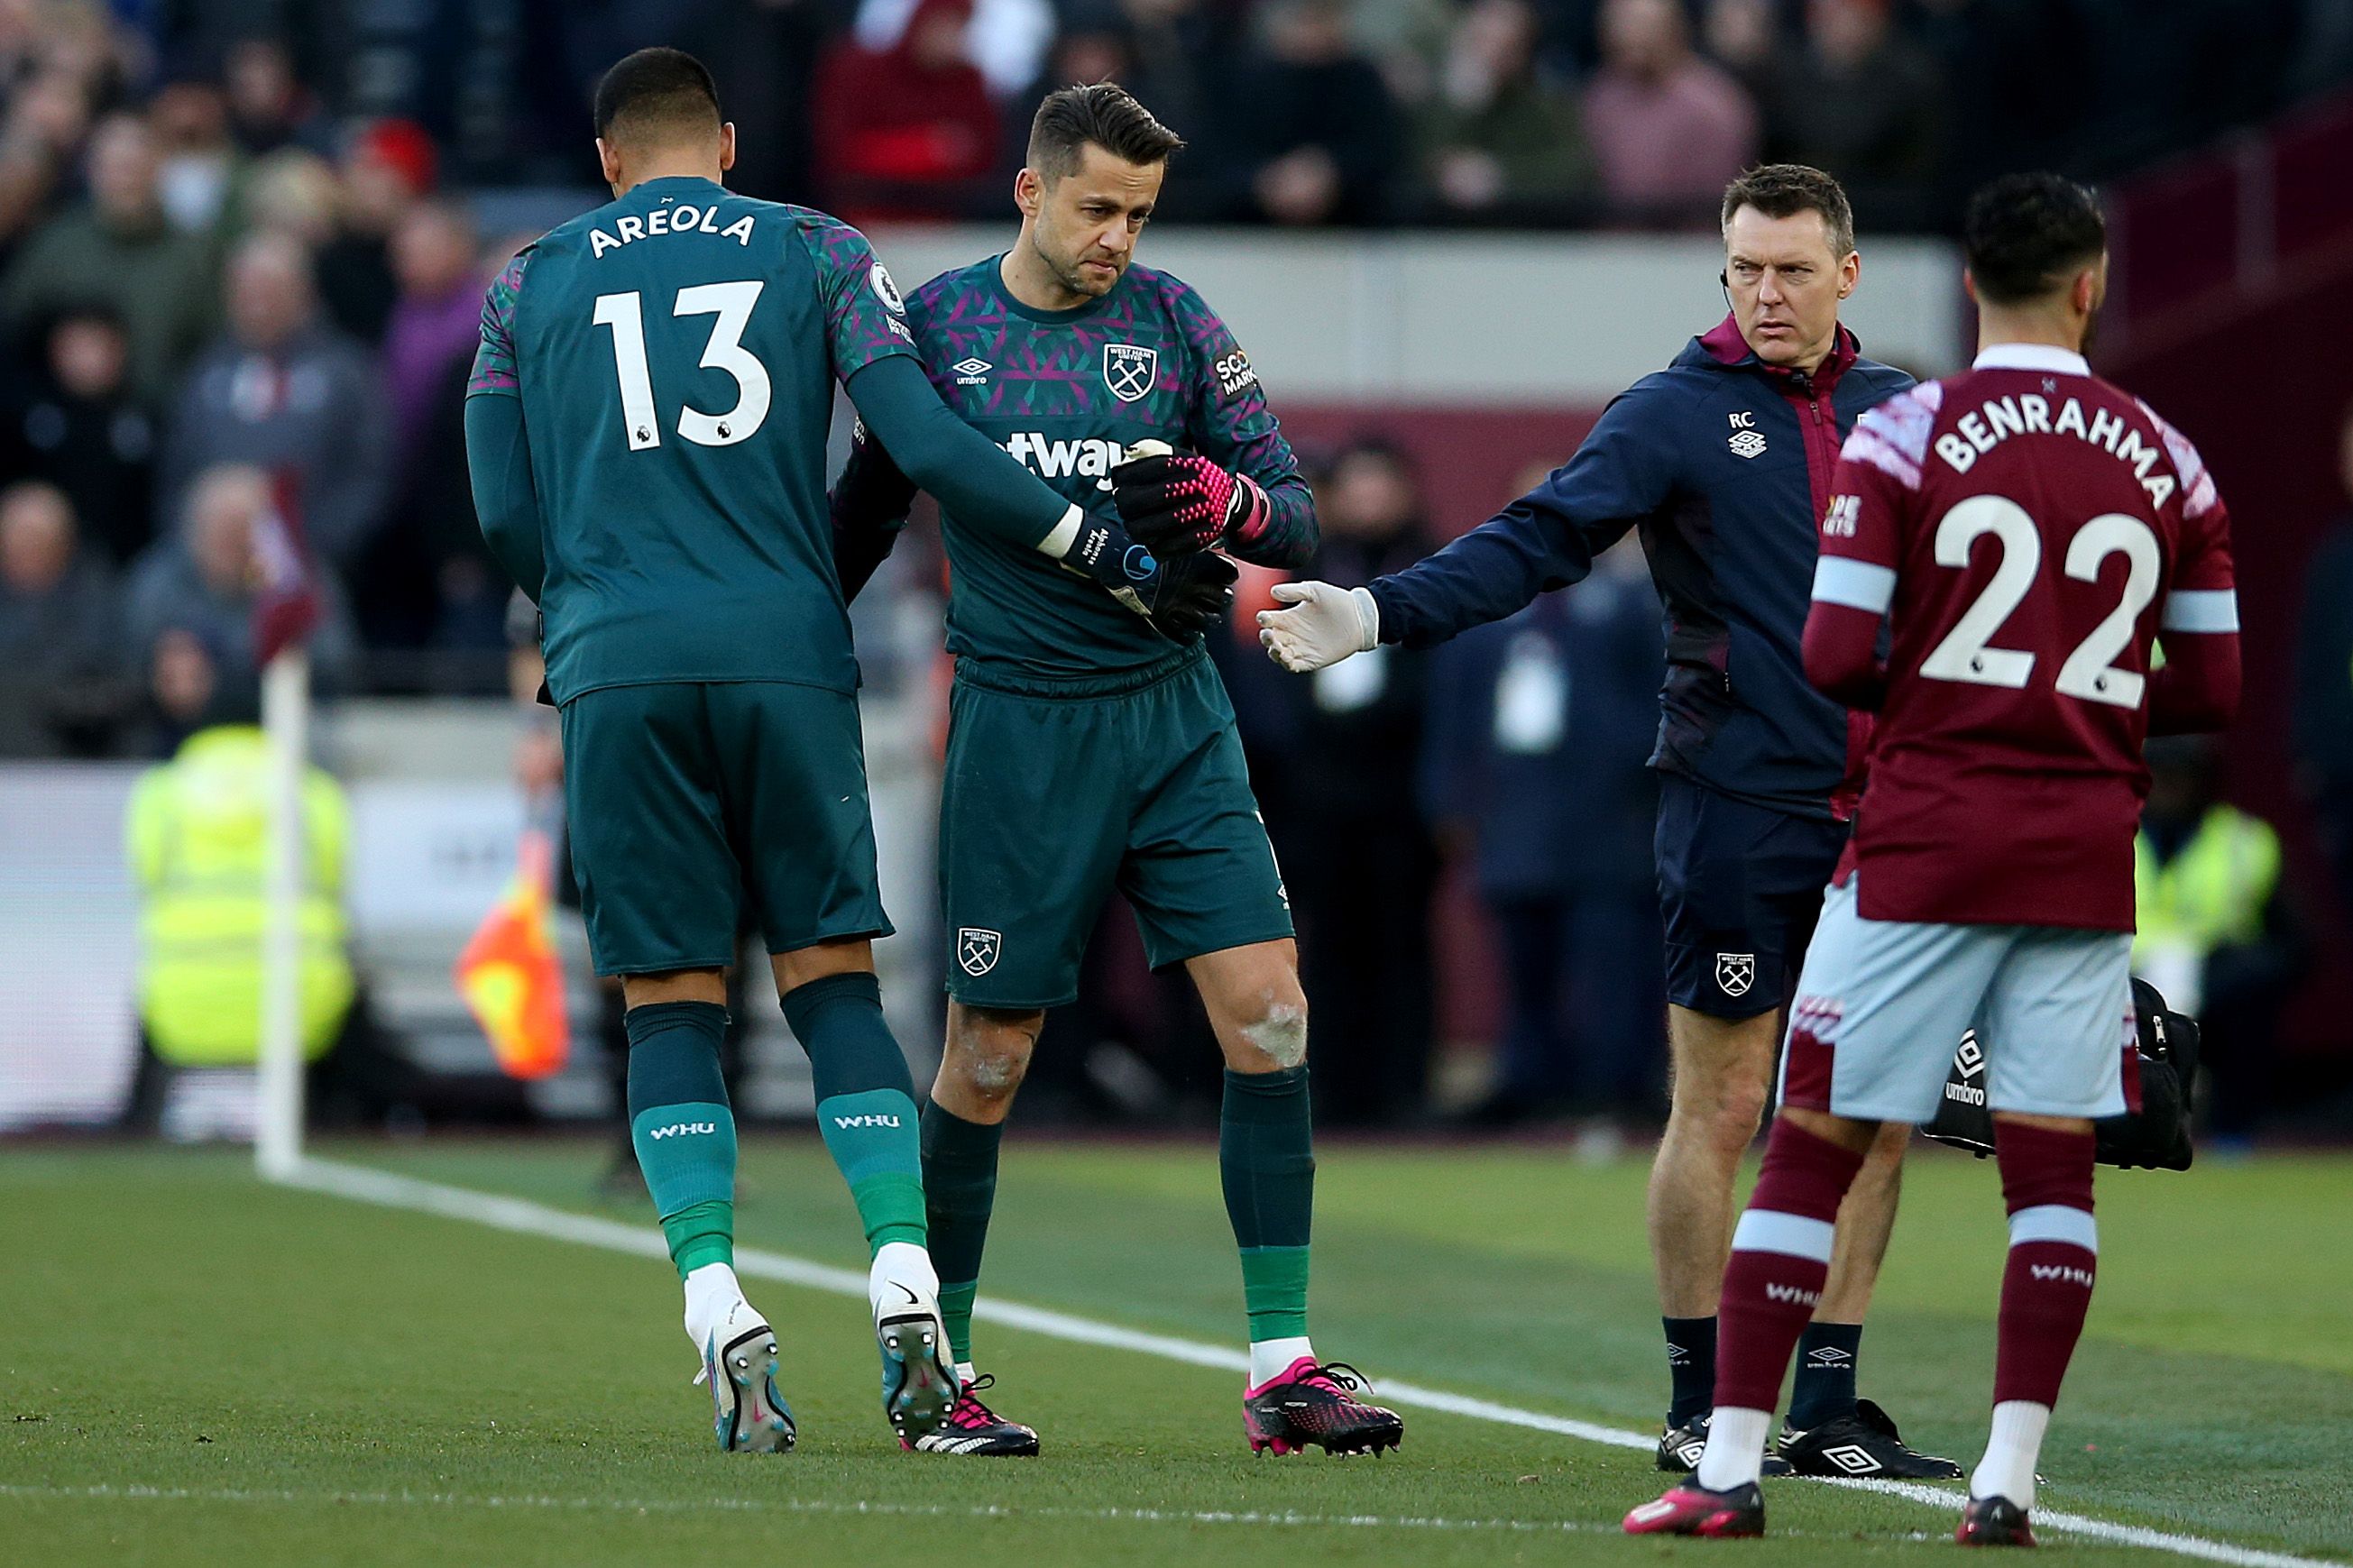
[593,280,770,451]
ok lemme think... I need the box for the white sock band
[683,1261,746,1350]
[869,1241,940,1314]
[1972,1399,2051,1510]
[1731,1208,1838,1262]
[1249,1336,1315,1388]
[1695,1406,1775,1491]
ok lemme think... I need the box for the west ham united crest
[1103,343,1157,403]
[1715,951,1756,997]
[957,927,1003,977]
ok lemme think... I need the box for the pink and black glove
[1109,446,1271,555]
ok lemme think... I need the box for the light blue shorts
[1779,876,2134,1124]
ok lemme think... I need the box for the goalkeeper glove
[1256,579,1380,672]
[1050,507,1236,642]
[1109,442,1271,555]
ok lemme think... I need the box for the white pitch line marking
[271,1158,2346,1568]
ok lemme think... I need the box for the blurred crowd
[0,0,2347,756]
[0,2,2346,1136]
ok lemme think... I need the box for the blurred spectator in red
[1754,0,1942,229]
[2294,399,2353,925]
[854,0,1057,98]
[149,73,245,236]
[0,478,125,755]
[815,0,999,221]
[0,66,96,247]
[1413,0,1594,223]
[1231,0,1402,225]
[159,233,392,570]
[2,114,218,404]
[124,463,356,694]
[318,123,433,344]
[223,37,330,157]
[1422,527,1665,1126]
[1582,0,1757,224]
[1246,440,1439,1123]
[2,306,156,563]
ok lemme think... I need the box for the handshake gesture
[1107,440,1377,670]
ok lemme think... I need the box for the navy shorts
[1655,773,1849,1020]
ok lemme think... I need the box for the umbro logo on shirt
[1727,410,1768,459]
[952,358,992,384]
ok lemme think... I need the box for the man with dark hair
[1262,163,1960,1480]
[1629,170,2238,1543]
[464,44,1126,1456]
[832,81,1403,1460]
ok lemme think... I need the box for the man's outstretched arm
[1256,381,1673,672]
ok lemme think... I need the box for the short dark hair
[1720,164,1856,261]
[1027,83,1184,182]
[1963,172,2107,306]
[593,47,722,149]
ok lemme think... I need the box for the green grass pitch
[4,1137,2348,1566]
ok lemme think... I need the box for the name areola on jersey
[1932,390,2181,509]
[998,430,1151,491]
[588,203,758,257]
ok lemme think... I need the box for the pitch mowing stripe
[275,1158,2342,1568]
[0,1482,1637,1536]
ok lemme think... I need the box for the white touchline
[274,1159,2344,1568]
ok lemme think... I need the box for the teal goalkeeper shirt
[902,256,1315,680]
[466,176,920,703]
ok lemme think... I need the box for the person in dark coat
[1244,439,1440,1125]
[1424,530,1665,1123]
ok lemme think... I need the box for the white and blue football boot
[694,1302,795,1453]
[874,1278,958,1444]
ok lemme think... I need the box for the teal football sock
[784,972,926,1254]
[625,1000,737,1279]
[1220,1066,1315,1343]
[921,1101,1004,1365]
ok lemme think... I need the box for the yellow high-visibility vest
[2133,804,2280,962]
[124,726,354,1066]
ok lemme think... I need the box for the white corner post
[255,646,310,1179]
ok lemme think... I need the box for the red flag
[454,828,571,1079]
[251,471,321,665]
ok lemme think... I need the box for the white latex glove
[1257,580,1380,673]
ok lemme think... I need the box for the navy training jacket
[1367,316,1914,821]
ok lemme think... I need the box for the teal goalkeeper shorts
[558,680,891,976]
[938,646,1294,1010]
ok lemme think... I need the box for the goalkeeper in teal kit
[832,84,1403,1459]
[461,49,1139,1456]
